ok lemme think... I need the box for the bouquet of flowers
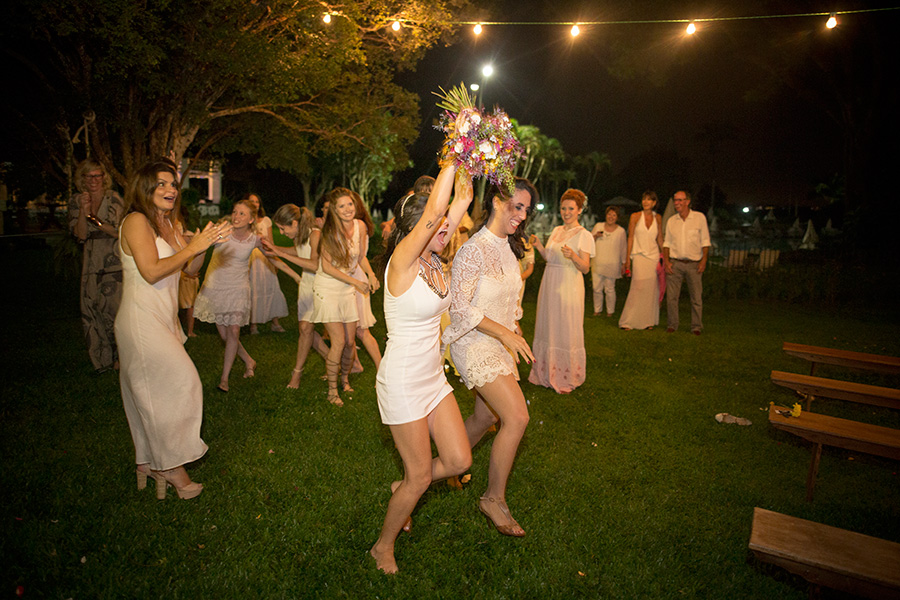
[433,83,522,196]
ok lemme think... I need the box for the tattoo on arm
[425,220,434,229]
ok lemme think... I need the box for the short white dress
[248,216,289,323]
[311,220,362,324]
[194,233,258,326]
[443,227,523,389]
[375,255,454,425]
[295,235,317,322]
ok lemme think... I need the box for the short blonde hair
[75,159,112,194]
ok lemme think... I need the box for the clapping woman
[443,177,537,537]
[370,163,473,574]
[116,160,232,499]
[528,189,595,393]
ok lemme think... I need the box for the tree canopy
[1,0,473,196]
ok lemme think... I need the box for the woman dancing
[194,200,264,392]
[311,188,371,406]
[370,164,474,574]
[443,177,537,538]
[68,159,125,373]
[349,190,383,370]
[528,189,595,393]
[264,204,330,388]
[245,193,288,334]
[116,160,232,499]
[618,190,663,330]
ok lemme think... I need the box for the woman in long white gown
[369,164,474,574]
[116,160,231,499]
[619,191,664,330]
[245,194,288,334]
[443,178,537,538]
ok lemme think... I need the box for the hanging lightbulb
[571,24,580,37]
[323,13,331,24]
[826,13,837,29]
[392,20,401,31]
[686,21,697,35]
[474,23,482,35]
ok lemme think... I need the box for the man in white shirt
[662,191,710,335]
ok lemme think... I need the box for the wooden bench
[771,370,900,412]
[783,342,900,377]
[749,507,900,599]
[768,404,900,501]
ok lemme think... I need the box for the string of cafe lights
[322,6,900,36]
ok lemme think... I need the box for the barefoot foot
[369,545,398,574]
[287,367,303,389]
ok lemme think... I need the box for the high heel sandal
[327,388,344,407]
[152,470,203,500]
[287,367,303,389]
[479,496,525,537]
[136,465,152,490]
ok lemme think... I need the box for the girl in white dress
[619,191,664,330]
[116,160,232,499]
[350,190,383,371]
[245,194,288,334]
[263,204,330,388]
[311,189,373,406]
[443,178,537,538]
[194,200,265,392]
[369,164,474,574]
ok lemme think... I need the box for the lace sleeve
[442,242,485,346]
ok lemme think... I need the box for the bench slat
[749,507,900,598]
[771,370,900,410]
[783,342,900,375]
[768,405,900,461]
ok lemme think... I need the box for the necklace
[418,252,448,298]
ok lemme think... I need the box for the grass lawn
[2,243,899,599]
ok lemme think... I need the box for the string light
[474,23,482,35]
[392,20,401,31]
[571,24,580,37]
[826,13,838,28]
[686,21,697,35]
[322,13,331,24]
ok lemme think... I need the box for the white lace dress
[194,233,258,326]
[443,227,523,389]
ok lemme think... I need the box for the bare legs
[322,321,357,404]
[288,320,315,388]
[465,374,529,536]
[356,327,382,370]
[215,323,256,392]
[182,306,196,337]
[370,394,471,574]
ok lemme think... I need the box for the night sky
[392,1,893,210]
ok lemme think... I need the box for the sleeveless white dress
[312,220,362,324]
[194,233,258,326]
[375,256,454,425]
[619,214,660,330]
[295,236,317,322]
[115,216,208,470]
[248,216,288,323]
[443,227,523,389]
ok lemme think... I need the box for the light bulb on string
[392,20,401,31]
[474,23,482,35]
[686,21,696,35]
[826,13,837,29]
[571,24,580,37]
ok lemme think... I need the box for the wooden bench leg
[806,443,823,502]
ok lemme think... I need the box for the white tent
[799,220,819,249]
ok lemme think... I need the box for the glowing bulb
[474,23,482,35]
[482,64,493,78]
[742,207,750,214]
[536,203,545,211]
[571,24,580,37]
[826,13,837,29]
[323,13,331,24]
[686,21,696,35]
[470,83,480,91]
[392,20,401,31]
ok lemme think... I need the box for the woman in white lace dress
[369,164,474,574]
[194,200,265,392]
[443,178,537,538]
